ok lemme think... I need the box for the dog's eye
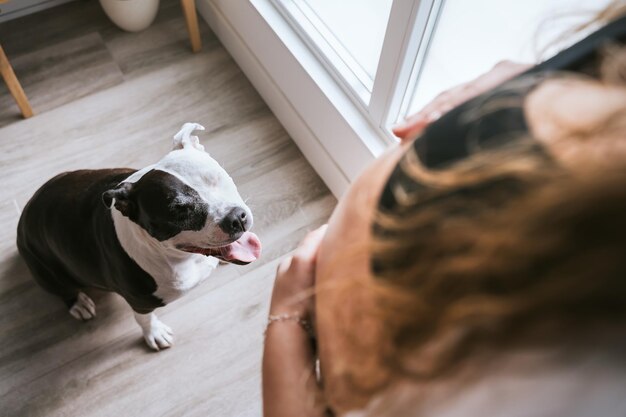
[174,212,190,223]
[172,202,192,212]
[169,202,189,215]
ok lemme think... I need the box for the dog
[16,123,261,350]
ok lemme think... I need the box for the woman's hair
[331,5,626,405]
[370,148,626,381]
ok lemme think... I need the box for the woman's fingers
[275,224,328,277]
[392,82,469,143]
[277,256,292,275]
[270,225,328,318]
[393,60,532,143]
[391,108,441,143]
[292,224,328,265]
[467,60,532,95]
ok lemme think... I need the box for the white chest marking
[111,208,219,304]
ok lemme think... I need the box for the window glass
[301,0,393,83]
[406,0,614,116]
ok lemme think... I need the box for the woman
[263,4,626,416]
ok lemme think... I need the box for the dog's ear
[172,122,206,152]
[102,182,136,218]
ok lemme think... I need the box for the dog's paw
[142,318,174,351]
[69,292,96,321]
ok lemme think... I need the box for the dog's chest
[152,255,219,303]
[112,209,219,304]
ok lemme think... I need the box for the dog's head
[102,123,261,264]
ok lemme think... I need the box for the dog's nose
[220,207,249,235]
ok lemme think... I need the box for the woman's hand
[269,224,328,321]
[393,60,532,143]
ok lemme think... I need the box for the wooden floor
[0,2,335,416]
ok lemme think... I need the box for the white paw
[142,318,174,351]
[69,292,96,321]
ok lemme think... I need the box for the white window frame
[196,0,443,197]
[270,0,445,140]
[270,0,376,105]
[372,0,444,131]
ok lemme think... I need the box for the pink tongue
[224,231,262,263]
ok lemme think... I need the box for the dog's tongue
[223,231,261,264]
[181,232,262,264]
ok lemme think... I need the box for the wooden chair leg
[0,44,33,118]
[180,0,202,53]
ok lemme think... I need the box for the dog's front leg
[134,311,173,351]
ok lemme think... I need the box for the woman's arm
[263,226,328,417]
[263,319,323,416]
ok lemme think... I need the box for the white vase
[99,0,160,32]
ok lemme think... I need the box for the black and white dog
[17,123,261,350]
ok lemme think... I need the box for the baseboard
[0,0,77,22]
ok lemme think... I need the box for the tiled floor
[0,1,336,416]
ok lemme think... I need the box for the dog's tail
[173,122,206,151]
